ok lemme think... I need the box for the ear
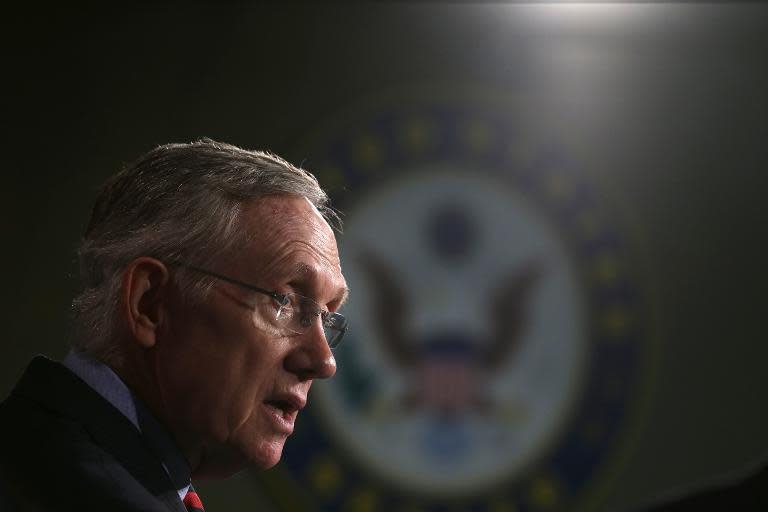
[120,257,170,349]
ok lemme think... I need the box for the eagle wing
[484,258,545,372]
[357,249,416,368]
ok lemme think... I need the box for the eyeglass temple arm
[168,261,285,303]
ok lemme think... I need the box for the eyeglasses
[170,262,347,348]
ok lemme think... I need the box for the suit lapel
[11,356,187,512]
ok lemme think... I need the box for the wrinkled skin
[117,196,347,479]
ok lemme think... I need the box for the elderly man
[0,139,349,511]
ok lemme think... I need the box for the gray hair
[71,138,337,363]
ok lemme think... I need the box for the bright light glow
[520,3,664,30]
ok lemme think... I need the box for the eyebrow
[337,286,350,306]
[289,262,349,305]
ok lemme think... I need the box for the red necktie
[183,488,205,512]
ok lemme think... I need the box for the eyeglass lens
[273,293,346,348]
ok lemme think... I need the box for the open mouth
[265,399,299,418]
[263,393,306,433]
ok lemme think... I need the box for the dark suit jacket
[0,356,188,512]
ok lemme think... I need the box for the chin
[250,437,286,469]
[192,441,281,480]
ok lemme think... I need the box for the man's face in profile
[153,195,347,478]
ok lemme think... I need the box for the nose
[284,320,337,381]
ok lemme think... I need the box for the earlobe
[121,257,170,349]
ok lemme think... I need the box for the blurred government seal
[261,94,649,512]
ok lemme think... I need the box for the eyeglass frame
[167,261,347,348]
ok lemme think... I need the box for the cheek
[158,312,262,441]
[161,295,294,466]
[219,350,295,468]
[157,356,246,444]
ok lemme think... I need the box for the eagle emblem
[359,246,544,417]
[269,104,646,512]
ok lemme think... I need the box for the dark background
[2,4,767,511]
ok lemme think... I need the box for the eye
[271,294,291,318]
[320,310,333,327]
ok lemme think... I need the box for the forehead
[237,196,345,293]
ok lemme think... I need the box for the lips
[263,393,306,434]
